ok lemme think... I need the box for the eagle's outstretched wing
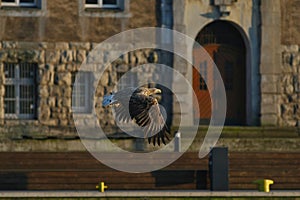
[112,87,135,123]
[129,93,170,146]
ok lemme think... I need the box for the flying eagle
[102,87,170,146]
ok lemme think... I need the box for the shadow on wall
[151,170,207,189]
[0,173,27,190]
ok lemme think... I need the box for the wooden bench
[0,152,299,190]
[229,152,300,190]
[0,152,207,190]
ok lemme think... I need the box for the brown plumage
[102,87,170,146]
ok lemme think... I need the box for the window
[85,0,119,8]
[0,0,46,17]
[1,0,37,7]
[71,72,92,113]
[79,0,129,18]
[4,63,37,119]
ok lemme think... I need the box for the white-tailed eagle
[102,87,170,146]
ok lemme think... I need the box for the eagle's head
[148,88,162,95]
[132,87,161,96]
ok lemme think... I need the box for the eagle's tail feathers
[148,137,151,144]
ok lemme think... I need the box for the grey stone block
[260,114,278,126]
[261,82,278,93]
[261,103,279,114]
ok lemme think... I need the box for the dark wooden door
[193,44,246,125]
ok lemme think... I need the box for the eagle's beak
[148,88,162,95]
[154,89,162,94]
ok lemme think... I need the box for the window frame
[79,0,130,18]
[71,72,92,114]
[0,0,47,17]
[4,62,37,119]
[1,0,37,7]
[85,0,120,9]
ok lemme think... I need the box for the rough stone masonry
[280,44,300,126]
[0,41,159,138]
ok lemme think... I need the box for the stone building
[0,0,300,151]
[172,0,300,127]
[0,0,161,149]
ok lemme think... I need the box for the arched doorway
[193,20,246,125]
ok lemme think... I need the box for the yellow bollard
[96,181,108,192]
[264,179,274,192]
[253,179,274,192]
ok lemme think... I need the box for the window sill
[85,7,123,12]
[0,3,47,17]
[1,6,38,9]
[80,8,131,18]
[3,119,39,126]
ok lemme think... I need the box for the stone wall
[279,45,300,126]
[1,126,300,152]
[0,0,158,42]
[259,0,282,126]
[0,0,167,145]
[279,1,300,126]
[281,0,300,45]
[0,41,159,139]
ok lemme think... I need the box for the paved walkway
[1,190,300,198]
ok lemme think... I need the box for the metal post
[135,138,144,151]
[209,147,229,191]
[174,131,181,152]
